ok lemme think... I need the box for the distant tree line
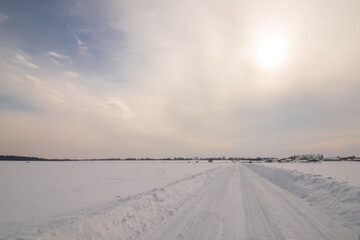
[0,155,55,161]
[1,154,359,162]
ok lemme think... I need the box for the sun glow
[256,35,287,68]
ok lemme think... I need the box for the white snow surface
[1,161,359,239]
[258,161,360,187]
[245,163,360,236]
[0,160,226,239]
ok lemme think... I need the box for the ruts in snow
[144,164,357,240]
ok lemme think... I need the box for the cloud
[47,51,72,66]
[43,88,66,105]
[25,74,42,85]
[73,34,89,55]
[100,97,135,121]
[13,54,39,69]
[0,12,8,23]
[50,58,61,66]
[1,0,360,158]
[98,0,360,157]
[47,51,70,60]
[65,71,80,78]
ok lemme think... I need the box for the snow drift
[29,166,228,240]
[244,164,360,235]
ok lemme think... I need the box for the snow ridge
[31,165,227,240]
[245,164,360,235]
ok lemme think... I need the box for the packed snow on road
[0,160,359,239]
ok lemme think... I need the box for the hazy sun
[256,35,287,68]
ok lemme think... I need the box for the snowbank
[245,164,360,234]
[0,160,226,224]
[258,161,360,187]
[22,165,228,240]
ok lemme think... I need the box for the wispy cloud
[101,97,134,121]
[73,34,89,55]
[0,12,8,23]
[25,74,42,85]
[13,54,39,69]
[65,71,79,78]
[47,51,71,66]
[47,51,70,60]
[50,58,61,66]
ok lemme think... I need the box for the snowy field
[0,160,359,239]
[0,160,227,239]
[258,161,360,186]
[0,160,224,223]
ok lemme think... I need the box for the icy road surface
[144,164,356,240]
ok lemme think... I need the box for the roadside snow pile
[258,161,360,186]
[245,164,360,234]
[30,166,228,240]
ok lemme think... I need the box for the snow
[37,165,227,240]
[145,164,357,240]
[258,161,360,186]
[0,160,227,239]
[1,161,359,239]
[245,163,360,237]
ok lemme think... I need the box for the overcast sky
[0,0,359,159]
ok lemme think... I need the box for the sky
[0,0,360,159]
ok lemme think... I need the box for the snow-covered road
[2,162,359,239]
[144,164,357,240]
